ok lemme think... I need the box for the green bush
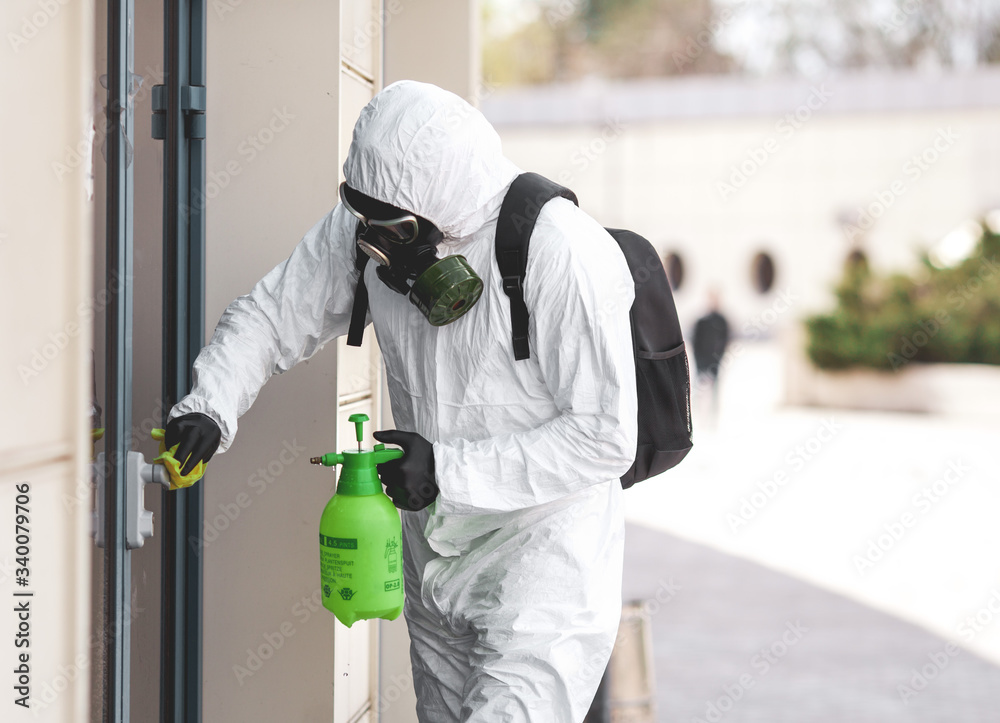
[805,223,1000,370]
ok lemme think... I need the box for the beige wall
[385,0,479,104]
[189,3,353,721]
[4,0,479,720]
[0,1,95,722]
[493,107,1000,341]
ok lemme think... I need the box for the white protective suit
[170,80,638,722]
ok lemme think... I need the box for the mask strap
[347,243,370,348]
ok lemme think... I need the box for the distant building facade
[483,69,1000,340]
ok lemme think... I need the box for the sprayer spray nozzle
[310,457,323,465]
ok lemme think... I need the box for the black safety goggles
[339,182,420,245]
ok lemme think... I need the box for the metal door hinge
[152,85,207,140]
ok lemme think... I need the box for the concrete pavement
[620,342,1000,721]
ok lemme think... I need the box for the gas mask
[339,182,483,326]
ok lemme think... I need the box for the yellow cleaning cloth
[91,428,105,461]
[151,428,207,490]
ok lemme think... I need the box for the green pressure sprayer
[311,413,404,627]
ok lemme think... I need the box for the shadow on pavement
[624,522,1000,723]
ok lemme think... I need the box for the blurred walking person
[692,290,729,428]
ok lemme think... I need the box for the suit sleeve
[168,205,363,452]
[431,201,638,514]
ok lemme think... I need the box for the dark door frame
[103,0,135,720]
[104,0,207,721]
[157,1,207,721]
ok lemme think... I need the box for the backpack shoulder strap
[346,222,370,347]
[495,172,578,360]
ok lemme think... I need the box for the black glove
[165,412,222,476]
[372,430,438,511]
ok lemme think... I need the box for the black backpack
[495,173,692,487]
[346,172,693,487]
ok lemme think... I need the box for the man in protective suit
[166,80,638,722]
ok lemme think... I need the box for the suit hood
[343,80,520,240]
